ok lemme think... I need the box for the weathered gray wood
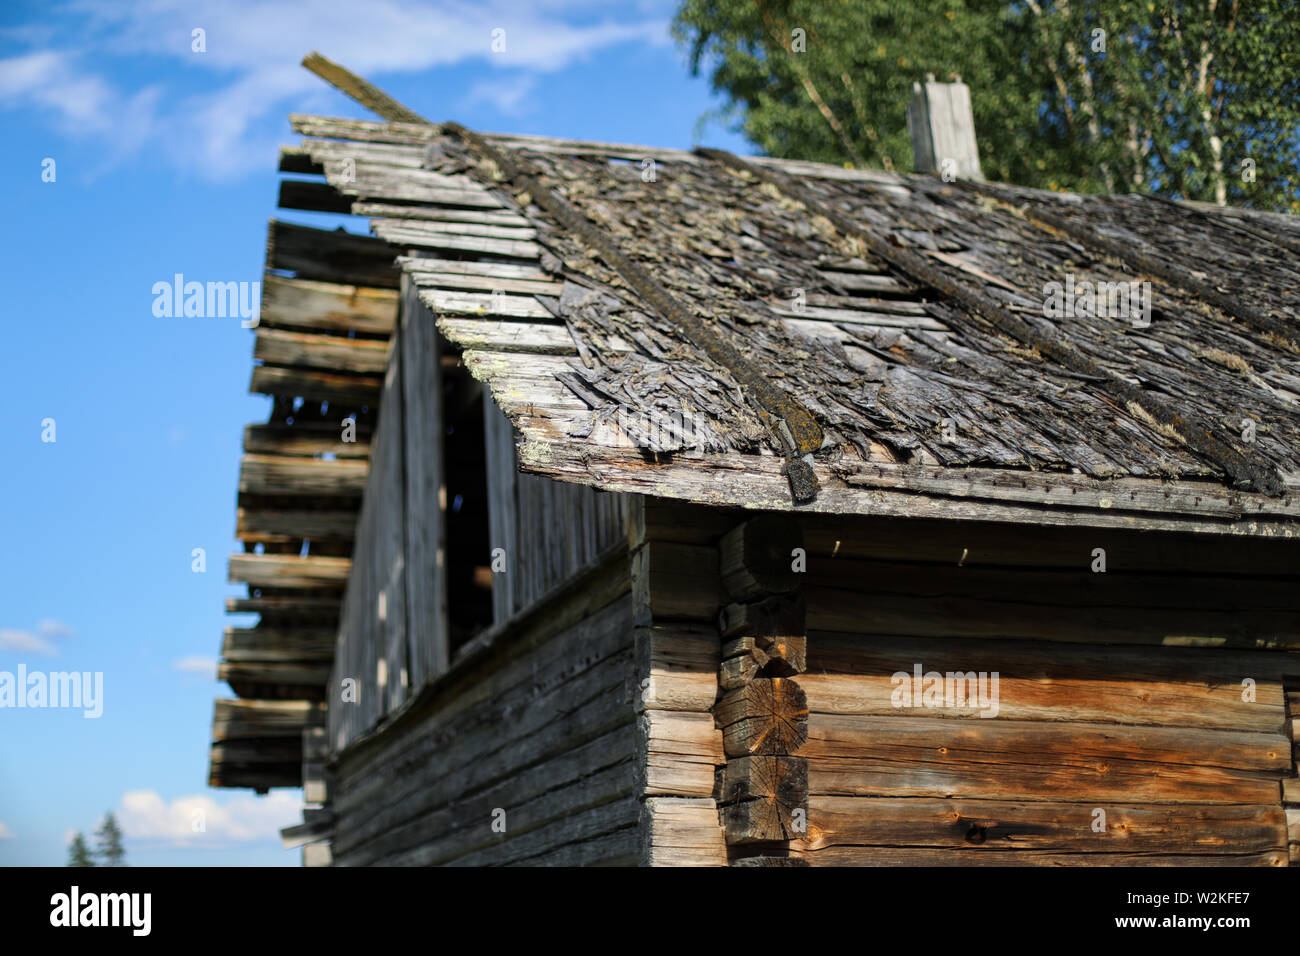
[254,328,389,373]
[400,274,448,688]
[259,273,397,335]
[268,219,400,289]
[238,454,368,498]
[243,422,372,459]
[228,554,350,588]
[908,78,984,180]
[250,365,382,407]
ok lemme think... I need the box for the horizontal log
[250,365,382,406]
[228,554,351,588]
[798,631,1288,732]
[218,661,332,687]
[211,699,325,740]
[639,710,723,797]
[632,541,720,622]
[268,219,399,289]
[238,454,368,498]
[793,796,1286,856]
[221,626,335,663]
[640,796,727,866]
[225,595,342,617]
[789,847,1287,867]
[236,507,360,542]
[800,512,1300,575]
[259,273,396,335]
[635,624,719,713]
[210,739,307,765]
[805,714,1291,804]
[243,422,371,458]
[254,328,389,373]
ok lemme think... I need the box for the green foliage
[66,831,95,867]
[93,812,126,867]
[674,0,1300,211]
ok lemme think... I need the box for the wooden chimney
[908,74,984,181]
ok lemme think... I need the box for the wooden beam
[278,178,353,214]
[250,365,382,406]
[221,626,336,663]
[259,272,397,335]
[254,328,389,373]
[243,422,371,459]
[267,219,400,289]
[228,554,351,588]
[238,454,368,498]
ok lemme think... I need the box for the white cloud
[1,0,671,178]
[0,619,74,655]
[0,822,14,839]
[173,655,217,677]
[465,74,538,116]
[117,789,301,847]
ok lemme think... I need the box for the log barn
[209,57,1300,866]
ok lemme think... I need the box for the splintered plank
[409,272,562,296]
[267,219,400,289]
[221,626,336,663]
[250,365,382,406]
[259,273,397,335]
[238,454,368,497]
[243,422,371,459]
[228,554,351,588]
[254,327,389,373]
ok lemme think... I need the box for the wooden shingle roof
[283,109,1300,537]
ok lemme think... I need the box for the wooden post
[907,74,984,182]
[715,515,810,865]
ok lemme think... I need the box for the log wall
[637,499,1300,866]
[329,551,641,866]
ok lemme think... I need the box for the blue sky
[0,0,749,866]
